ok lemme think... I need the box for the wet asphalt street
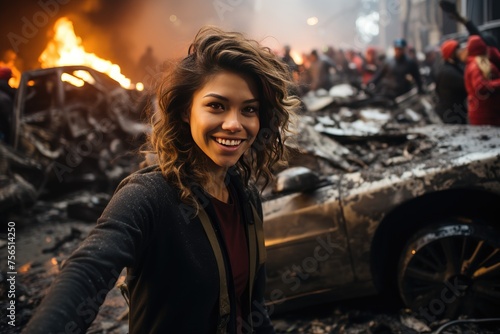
[1,193,499,334]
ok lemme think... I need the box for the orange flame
[0,50,21,88]
[290,51,303,66]
[39,17,132,88]
[19,262,32,274]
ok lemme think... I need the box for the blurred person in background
[361,47,379,85]
[407,45,417,61]
[464,35,500,126]
[434,39,468,124]
[421,45,439,85]
[368,38,424,99]
[281,45,298,79]
[308,49,335,93]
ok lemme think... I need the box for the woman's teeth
[215,138,242,146]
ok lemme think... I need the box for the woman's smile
[214,137,243,147]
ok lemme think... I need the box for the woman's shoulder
[115,164,176,199]
[118,164,163,184]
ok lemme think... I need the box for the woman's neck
[203,169,230,203]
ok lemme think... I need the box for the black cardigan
[23,166,275,334]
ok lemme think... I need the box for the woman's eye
[244,106,259,114]
[208,102,224,110]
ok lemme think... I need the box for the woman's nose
[222,110,243,132]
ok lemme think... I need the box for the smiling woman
[186,71,261,200]
[151,26,301,210]
[23,26,301,334]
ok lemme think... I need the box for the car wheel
[397,221,500,319]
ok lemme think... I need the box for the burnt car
[1,66,148,214]
[262,90,500,320]
[10,66,149,182]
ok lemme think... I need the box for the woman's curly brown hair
[148,25,300,208]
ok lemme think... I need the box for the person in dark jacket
[368,38,424,99]
[464,35,500,126]
[434,39,468,124]
[23,26,300,334]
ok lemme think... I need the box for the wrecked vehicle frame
[1,66,148,213]
[262,95,500,320]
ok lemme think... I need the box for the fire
[0,50,21,88]
[39,17,132,89]
[19,262,32,274]
[290,51,303,66]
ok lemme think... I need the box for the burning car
[262,90,500,320]
[1,16,151,215]
[1,65,148,214]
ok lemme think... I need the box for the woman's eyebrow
[203,93,229,101]
[242,98,259,104]
[203,93,259,104]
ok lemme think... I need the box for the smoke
[1,0,370,79]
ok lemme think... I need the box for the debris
[67,193,110,222]
[329,83,357,98]
[1,66,148,214]
[302,93,336,112]
[400,312,432,332]
[42,227,82,253]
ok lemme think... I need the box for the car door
[262,180,354,305]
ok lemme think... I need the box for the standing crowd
[280,10,500,127]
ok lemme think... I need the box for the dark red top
[211,187,249,333]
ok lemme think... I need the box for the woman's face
[186,70,260,173]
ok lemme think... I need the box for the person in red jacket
[361,47,378,85]
[464,35,500,126]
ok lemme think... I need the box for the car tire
[397,221,500,319]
